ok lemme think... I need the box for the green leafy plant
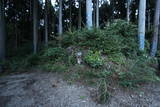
[98,79,110,104]
[42,47,68,62]
[84,51,104,68]
[118,56,160,88]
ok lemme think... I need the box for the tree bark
[45,0,48,46]
[150,0,160,57]
[147,10,151,31]
[58,0,62,36]
[96,0,99,28]
[126,0,131,22]
[0,0,5,72]
[33,0,38,54]
[69,0,72,31]
[111,0,115,20]
[93,0,96,27]
[147,1,151,31]
[78,0,82,29]
[138,0,146,51]
[86,0,93,29]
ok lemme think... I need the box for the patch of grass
[79,96,86,100]
[42,63,68,73]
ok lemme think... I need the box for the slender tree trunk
[45,0,48,46]
[111,0,115,21]
[78,0,82,29]
[96,0,99,28]
[150,0,160,57]
[126,0,131,22]
[69,0,72,31]
[147,10,151,31]
[93,0,96,27]
[33,0,38,54]
[58,0,62,36]
[147,2,151,31]
[86,0,93,29]
[138,0,146,51]
[0,0,5,72]
[15,23,18,49]
[29,0,32,21]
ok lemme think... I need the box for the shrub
[84,51,104,68]
[62,20,138,57]
[118,56,160,87]
[98,78,110,103]
[108,53,126,65]
[23,54,40,67]
[42,47,68,62]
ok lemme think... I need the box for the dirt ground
[0,71,160,107]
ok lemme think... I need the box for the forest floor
[0,71,160,107]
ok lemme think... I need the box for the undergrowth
[5,20,160,104]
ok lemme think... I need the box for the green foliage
[118,56,160,88]
[108,53,126,64]
[62,20,138,57]
[84,51,104,68]
[42,47,68,62]
[42,63,68,72]
[67,54,77,66]
[23,54,40,67]
[98,79,110,104]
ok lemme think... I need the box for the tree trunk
[150,0,160,57]
[15,23,18,49]
[138,0,146,51]
[93,0,96,27]
[0,0,5,72]
[58,0,62,36]
[45,0,48,46]
[126,0,131,22]
[96,0,99,28]
[147,10,151,31]
[86,0,93,29]
[69,0,72,31]
[78,0,82,29]
[147,1,151,31]
[111,0,115,21]
[33,0,38,54]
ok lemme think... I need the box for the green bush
[42,47,68,62]
[84,51,104,68]
[23,54,40,67]
[62,20,138,57]
[118,56,160,87]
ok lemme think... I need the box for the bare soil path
[0,71,160,107]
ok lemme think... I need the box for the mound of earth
[0,71,160,107]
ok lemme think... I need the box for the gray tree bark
[86,0,93,29]
[58,0,62,36]
[0,0,5,72]
[45,0,48,46]
[33,0,38,54]
[93,0,96,27]
[78,0,82,29]
[147,2,151,31]
[147,10,151,31]
[138,0,146,51]
[96,0,99,28]
[150,0,160,57]
[126,0,131,22]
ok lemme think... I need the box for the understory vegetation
[4,20,160,103]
